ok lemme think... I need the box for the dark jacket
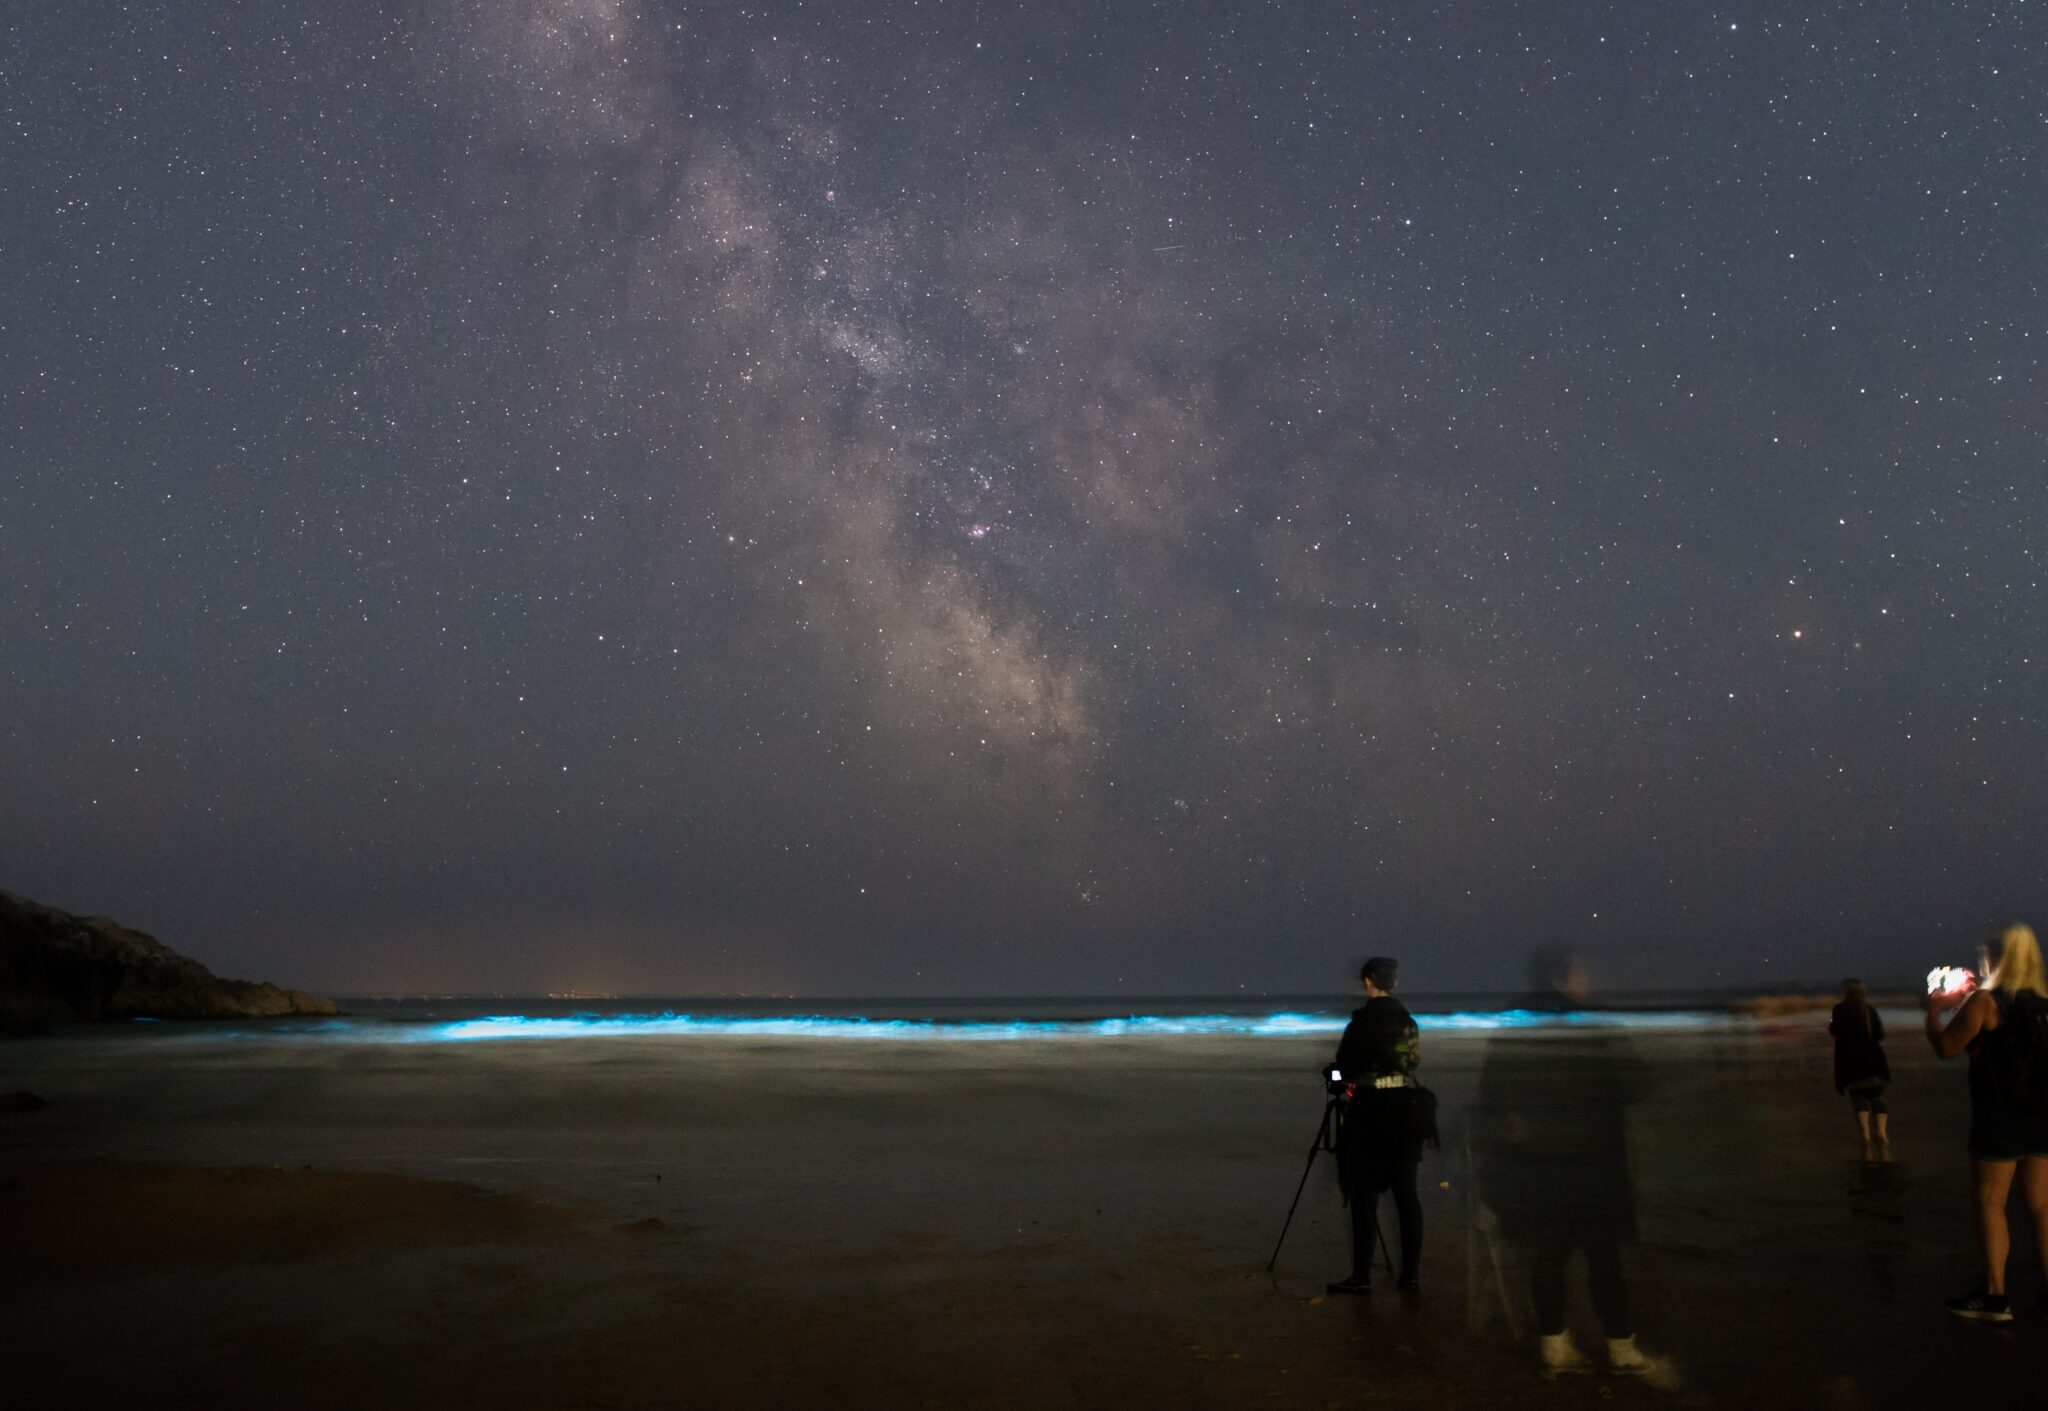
[1829,1000,1890,1093]
[1472,1000,1646,1238]
[1330,997,1429,1191]
[1332,995,1420,1083]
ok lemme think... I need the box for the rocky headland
[0,890,335,1027]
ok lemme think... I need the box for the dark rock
[1,1091,49,1112]
[0,890,336,1026]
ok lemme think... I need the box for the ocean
[124,991,1763,1044]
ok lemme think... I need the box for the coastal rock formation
[0,890,336,1026]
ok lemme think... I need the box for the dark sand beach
[4,1011,2043,1409]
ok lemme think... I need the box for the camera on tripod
[1269,1063,1374,1272]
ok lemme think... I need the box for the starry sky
[3,1,2044,996]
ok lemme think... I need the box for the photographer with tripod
[1326,956,1432,1294]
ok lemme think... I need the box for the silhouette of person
[1326,955,1429,1294]
[1923,922,2048,1321]
[1830,977,1892,1156]
[1471,947,1674,1384]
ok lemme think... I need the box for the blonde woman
[1924,923,2048,1321]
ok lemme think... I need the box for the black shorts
[1848,1084,1886,1115]
[1968,1104,2048,1162]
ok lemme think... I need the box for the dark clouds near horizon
[3,1,2045,995]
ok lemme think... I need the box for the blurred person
[1325,955,1432,1294]
[1471,948,1675,1386]
[1924,922,2048,1322]
[1830,978,1892,1156]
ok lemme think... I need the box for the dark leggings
[1351,1158,1423,1282]
[1526,1225,1630,1338]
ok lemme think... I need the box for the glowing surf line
[424,1008,1730,1042]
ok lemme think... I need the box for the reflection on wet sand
[1848,1153,1907,1303]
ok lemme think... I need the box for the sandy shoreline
[4,1018,2044,1408]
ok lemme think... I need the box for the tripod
[1266,1094,1394,1274]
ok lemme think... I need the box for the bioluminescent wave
[425,1008,1732,1042]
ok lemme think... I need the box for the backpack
[1995,994,2048,1113]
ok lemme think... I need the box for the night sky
[4,2,2044,996]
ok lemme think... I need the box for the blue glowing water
[132,997,1743,1044]
[425,1007,1730,1042]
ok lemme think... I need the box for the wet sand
[2,1015,2043,1408]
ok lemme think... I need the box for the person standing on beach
[1326,956,1430,1295]
[1924,922,2048,1322]
[1471,949,1674,1385]
[1830,978,1892,1156]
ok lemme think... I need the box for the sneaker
[1325,1276,1371,1296]
[1396,1275,1419,1293]
[1539,1332,1591,1375]
[1606,1336,1683,1390]
[1944,1289,2013,1323]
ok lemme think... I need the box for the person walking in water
[1924,923,2048,1322]
[1831,978,1892,1157]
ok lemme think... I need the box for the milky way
[3,3,2043,993]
